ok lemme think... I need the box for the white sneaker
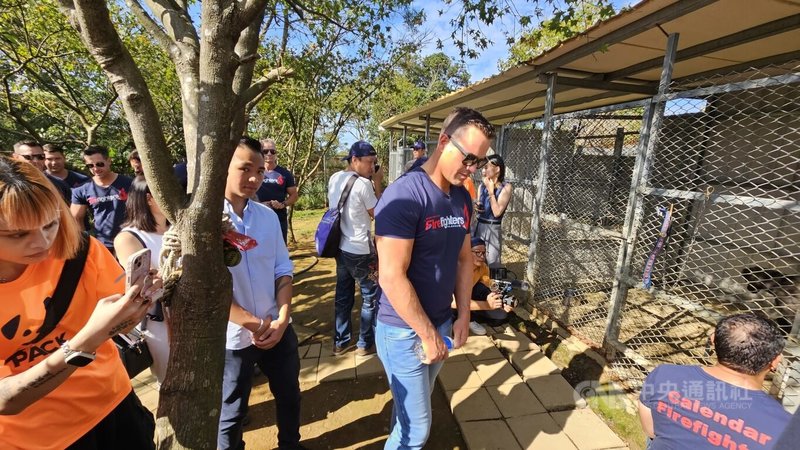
[469,321,487,336]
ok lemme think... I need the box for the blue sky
[409,0,639,83]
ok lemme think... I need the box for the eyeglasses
[472,250,486,257]
[447,135,488,169]
[20,154,46,161]
[262,148,277,155]
[85,162,106,169]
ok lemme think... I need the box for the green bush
[295,179,328,210]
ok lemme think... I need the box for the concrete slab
[466,344,505,362]
[460,335,501,361]
[438,360,485,391]
[355,354,385,378]
[460,419,522,450]
[550,409,626,450]
[472,358,522,386]
[317,355,356,382]
[510,351,561,379]
[448,387,502,422]
[293,324,317,345]
[526,375,586,412]
[304,343,321,359]
[487,382,547,418]
[507,413,579,450]
[299,357,318,383]
[136,385,159,413]
[493,330,540,353]
[447,345,470,362]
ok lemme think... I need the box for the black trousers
[67,389,155,450]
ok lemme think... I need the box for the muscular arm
[488,182,512,218]
[638,400,655,439]
[377,236,447,362]
[452,236,472,347]
[284,186,299,207]
[70,204,87,232]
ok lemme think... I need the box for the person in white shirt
[327,141,383,356]
[217,137,304,450]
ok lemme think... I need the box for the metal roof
[379,0,800,134]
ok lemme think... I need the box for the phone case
[125,248,151,290]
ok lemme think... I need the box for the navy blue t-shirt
[46,173,71,204]
[375,169,472,328]
[256,166,295,221]
[640,364,791,450]
[71,175,133,248]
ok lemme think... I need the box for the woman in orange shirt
[0,157,158,450]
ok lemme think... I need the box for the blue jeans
[334,250,380,349]
[217,326,301,450]
[376,319,453,450]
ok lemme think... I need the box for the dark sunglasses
[447,135,488,169]
[20,154,46,161]
[85,162,106,169]
[262,148,277,155]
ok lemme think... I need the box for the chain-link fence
[500,61,800,412]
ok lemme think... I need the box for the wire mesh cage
[499,60,800,412]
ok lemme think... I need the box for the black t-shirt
[255,166,295,221]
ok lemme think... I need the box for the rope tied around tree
[157,227,183,307]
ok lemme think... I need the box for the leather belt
[478,218,502,225]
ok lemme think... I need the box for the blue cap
[412,141,425,150]
[471,236,485,248]
[343,140,377,161]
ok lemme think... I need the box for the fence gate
[500,61,800,412]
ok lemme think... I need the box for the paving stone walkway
[133,324,629,449]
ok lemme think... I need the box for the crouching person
[638,313,791,449]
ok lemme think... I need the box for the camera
[489,266,529,309]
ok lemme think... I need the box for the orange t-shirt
[0,237,131,450]
[464,177,477,200]
[473,263,490,287]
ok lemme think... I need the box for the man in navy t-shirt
[11,140,71,203]
[44,143,90,189]
[375,107,495,449]
[70,145,133,253]
[256,138,298,243]
[639,313,791,450]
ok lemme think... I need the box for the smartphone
[125,248,151,291]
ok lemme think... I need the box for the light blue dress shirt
[224,199,294,350]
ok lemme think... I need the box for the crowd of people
[1,106,797,449]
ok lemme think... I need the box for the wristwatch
[62,341,96,367]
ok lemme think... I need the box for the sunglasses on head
[447,135,488,169]
[20,154,46,161]
[262,148,277,155]
[85,162,106,169]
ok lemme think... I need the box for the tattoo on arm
[108,319,136,336]
[20,367,69,392]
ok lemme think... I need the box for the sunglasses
[85,162,106,169]
[262,148,277,155]
[20,154,46,161]
[472,250,486,257]
[447,135,488,169]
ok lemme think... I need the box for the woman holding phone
[475,154,512,266]
[114,176,170,385]
[0,156,157,449]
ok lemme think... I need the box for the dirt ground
[241,210,466,449]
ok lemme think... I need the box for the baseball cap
[412,141,425,150]
[343,140,377,161]
[471,236,485,248]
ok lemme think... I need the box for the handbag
[112,328,153,379]
[315,174,358,257]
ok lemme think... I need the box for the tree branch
[239,66,294,113]
[2,78,43,142]
[127,0,174,55]
[143,0,199,50]
[236,0,270,33]
[63,0,182,219]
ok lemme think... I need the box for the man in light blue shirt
[217,137,304,450]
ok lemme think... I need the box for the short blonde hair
[0,156,80,259]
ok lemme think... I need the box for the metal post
[603,33,680,352]
[424,114,431,143]
[526,74,557,289]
